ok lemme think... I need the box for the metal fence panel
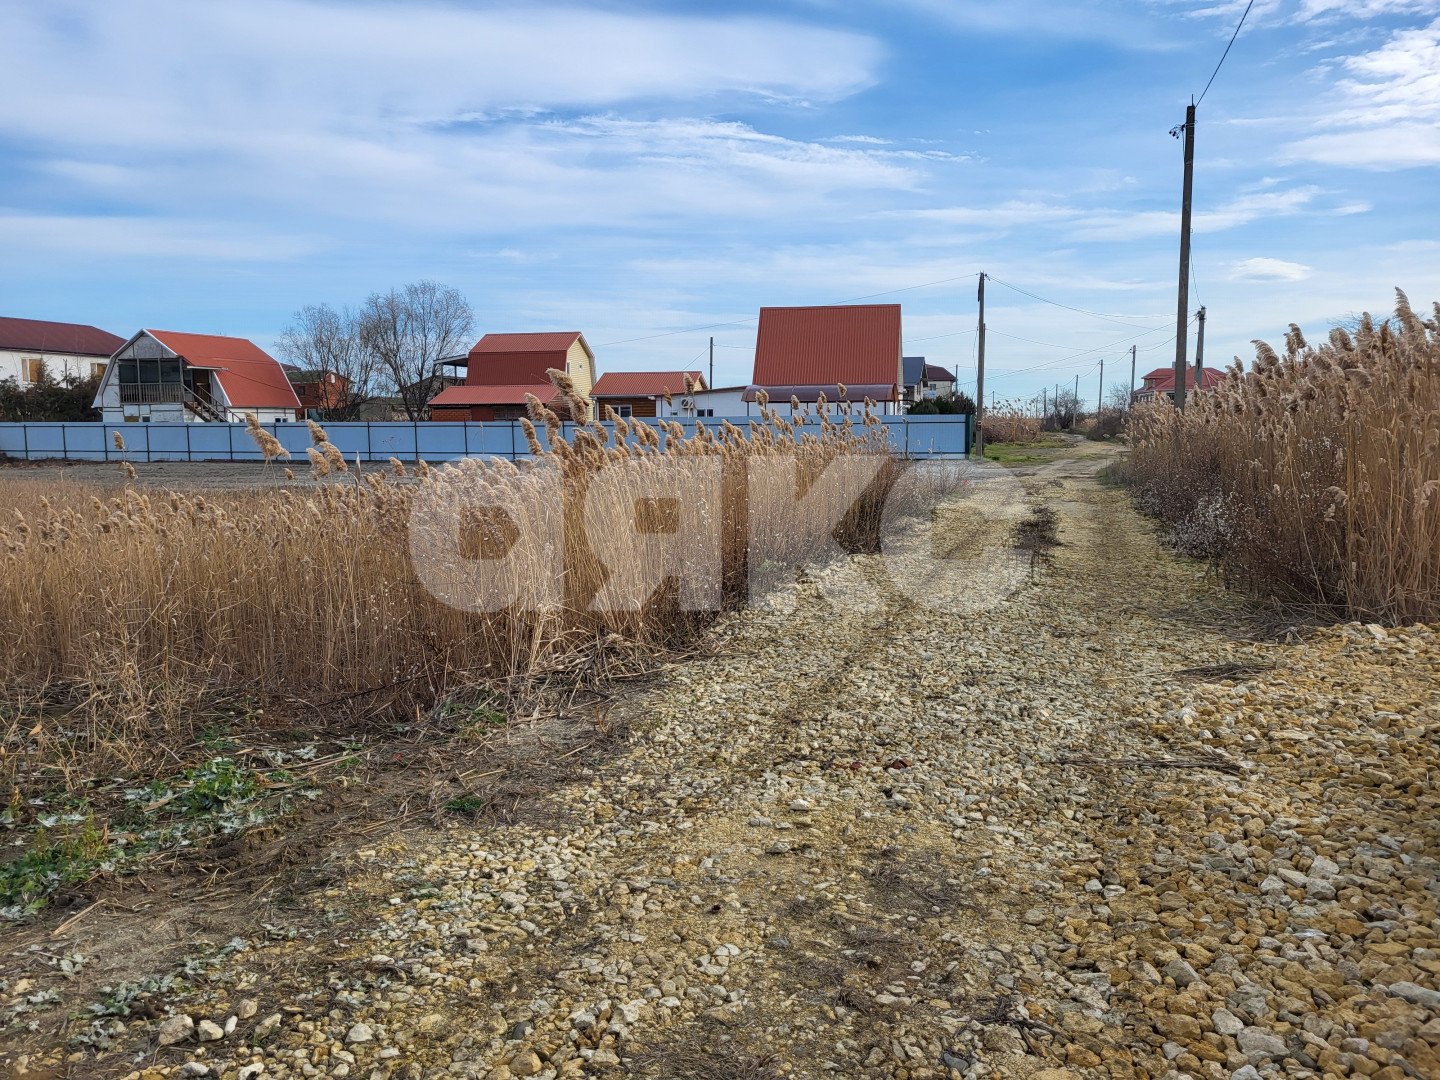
[0,415,971,464]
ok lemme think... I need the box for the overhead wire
[985,275,1172,327]
[1197,0,1256,107]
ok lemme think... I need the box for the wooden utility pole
[1129,344,1137,410]
[975,273,987,457]
[1042,387,1047,419]
[708,336,714,390]
[1172,102,1196,411]
[1073,374,1080,422]
[1194,306,1207,397]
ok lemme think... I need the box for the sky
[2,0,1438,406]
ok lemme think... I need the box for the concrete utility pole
[1172,102,1196,412]
[975,273,987,457]
[708,336,714,391]
[1098,354,1105,416]
[1073,374,1080,422]
[1042,387,1047,419]
[1194,306,1207,397]
[1129,344,1137,410]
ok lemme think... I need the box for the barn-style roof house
[429,331,595,421]
[745,304,904,413]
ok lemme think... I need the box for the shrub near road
[1128,291,1440,623]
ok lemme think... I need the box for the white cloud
[1298,0,1437,20]
[0,213,321,261]
[1284,18,1440,167]
[1230,257,1313,281]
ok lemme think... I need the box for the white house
[656,384,751,419]
[94,329,301,423]
[0,316,124,387]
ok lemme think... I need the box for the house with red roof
[745,304,904,414]
[592,370,706,418]
[94,330,301,423]
[428,331,595,421]
[0,316,125,387]
[1133,365,1226,404]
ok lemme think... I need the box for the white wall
[0,348,108,385]
[657,387,751,419]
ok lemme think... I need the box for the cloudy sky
[2,0,1437,404]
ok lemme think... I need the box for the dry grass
[980,408,1042,445]
[0,400,906,801]
[1127,290,1440,622]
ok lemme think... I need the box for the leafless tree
[1106,382,1134,412]
[359,281,474,421]
[277,303,385,420]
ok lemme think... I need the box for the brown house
[284,367,351,419]
[591,370,706,418]
[429,331,595,421]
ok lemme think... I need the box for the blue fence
[0,415,971,464]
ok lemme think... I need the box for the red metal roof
[923,364,954,382]
[752,305,902,398]
[592,370,704,398]
[1140,366,1226,392]
[0,316,124,357]
[146,330,301,409]
[429,385,562,407]
[467,332,591,386]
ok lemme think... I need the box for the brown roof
[467,332,591,386]
[1140,366,1226,392]
[923,364,955,382]
[0,316,125,357]
[592,370,705,398]
[752,305,902,398]
[146,330,301,409]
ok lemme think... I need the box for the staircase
[183,390,226,423]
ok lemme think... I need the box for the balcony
[118,384,186,404]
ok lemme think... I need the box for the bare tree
[278,303,385,420]
[1106,382,1134,412]
[359,282,474,421]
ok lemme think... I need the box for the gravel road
[33,444,1440,1080]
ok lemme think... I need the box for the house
[592,370,706,418]
[284,366,351,419]
[94,330,301,423]
[429,331,595,421]
[745,304,904,414]
[902,356,957,405]
[0,316,124,387]
[1133,366,1226,404]
[657,384,751,419]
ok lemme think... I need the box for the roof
[742,383,895,404]
[467,331,592,386]
[753,305,902,393]
[145,330,301,409]
[592,370,705,398]
[429,384,562,407]
[923,364,955,382]
[1139,366,1226,392]
[0,316,124,358]
[284,367,346,384]
[902,356,926,388]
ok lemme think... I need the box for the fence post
[366,422,373,463]
[21,423,28,461]
[60,424,67,458]
[103,424,109,463]
[510,420,516,460]
[463,422,470,458]
[186,421,192,461]
[226,423,233,462]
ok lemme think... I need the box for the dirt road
[12,443,1440,1080]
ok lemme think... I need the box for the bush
[981,411,1042,444]
[0,369,101,421]
[1126,290,1440,622]
[1082,410,1126,441]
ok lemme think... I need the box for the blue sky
[2,0,1438,406]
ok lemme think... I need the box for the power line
[985,276,1172,328]
[1197,0,1255,107]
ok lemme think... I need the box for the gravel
[34,446,1437,1080]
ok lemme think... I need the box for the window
[22,358,45,383]
[91,362,106,379]
[615,404,633,418]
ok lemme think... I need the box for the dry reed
[1127,290,1440,622]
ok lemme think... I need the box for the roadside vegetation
[1127,290,1440,623]
[0,386,911,916]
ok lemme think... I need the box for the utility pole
[1074,374,1080,423]
[1098,354,1105,416]
[1042,387,1047,419]
[1194,307,1207,398]
[1172,102,1196,411]
[708,336,714,391]
[1129,344,1137,410]
[975,273,987,457]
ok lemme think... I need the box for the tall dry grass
[1127,290,1440,622]
[981,409,1042,444]
[0,401,902,724]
